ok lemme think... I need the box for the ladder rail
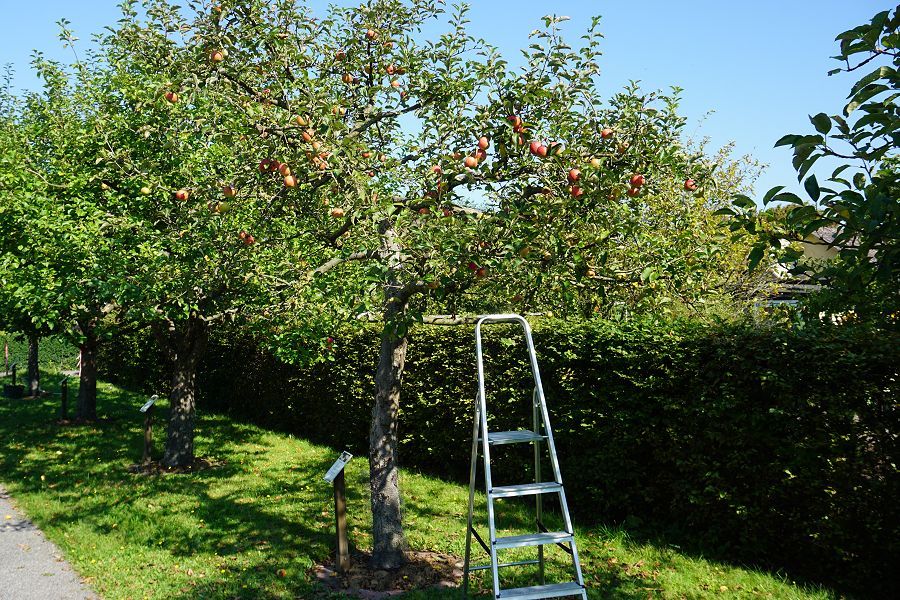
[474,324,500,598]
[462,397,481,597]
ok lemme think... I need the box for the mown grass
[0,376,843,599]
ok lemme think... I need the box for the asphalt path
[0,486,96,599]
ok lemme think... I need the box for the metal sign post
[323,451,353,573]
[139,395,158,464]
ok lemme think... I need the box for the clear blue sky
[0,0,891,195]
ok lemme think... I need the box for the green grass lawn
[0,377,843,599]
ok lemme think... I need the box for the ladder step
[498,581,585,599]
[491,482,562,498]
[485,430,545,445]
[495,531,573,549]
[467,559,540,571]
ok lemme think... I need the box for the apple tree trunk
[75,327,98,421]
[26,334,39,397]
[161,316,208,468]
[369,219,409,570]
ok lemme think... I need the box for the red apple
[536,145,548,158]
[568,168,581,183]
[222,185,237,197]
[362,151,372,159]
[279,163,291,176]
[629,174,645,187]
[464,156,478,169]
[366,29,378,40]
[478,136,490,150]
[627,186,640,197]
[418,207,430,215]
[284,175,297,187]
[431,164,442,174]
[467,261,479,271]
[600,128,614,139]
[164,91,179,103]
[507,115,522,129]
[331,207,345,218]
[569,185,584,198]
[684,178,697,191]
[390,80,401,88]
[209,50,225,62]
[335,50,346,61]
[529,141,543,156]
[174,189,189,201]
[476,267,487,278]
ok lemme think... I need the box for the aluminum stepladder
[463,314,587,600]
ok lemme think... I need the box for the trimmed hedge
[99,319,899,596]
[0,332,80,373]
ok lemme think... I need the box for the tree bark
[369,219,409,569]
[26,334,39,397]
[161,316,208,468]
[75,326,98,421]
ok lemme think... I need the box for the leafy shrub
[99,318,898,595]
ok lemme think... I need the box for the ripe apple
[418,207,430,215]
[269,160,281,173]
[536,145,548,157]
[279,163,291,176]
[239,231,247,240]
[331,207,345,218]
[617,142,630,155]
[164,91,179,103]
[476,267,487,278]
[243,233,255,245]
[390,80,401,88]
[386,64,396,75]
[600,128,614,139]
[507,114,523,129]
[366,29,378,40]
[431,164,442,174]
[589,157,602,168]
[464,156,478,169]
[684,178,698,191]
[302,130,314,142]
[442,207,453,217]
[629,174,645,187]
[174,189,189,201]
[367,170,375,177]
[335,50,346,61]
[478,136,490,150]
[222,185,237,197]
[294,115,308,126]
[569,185,584,198]
[627,186,640,197]
[529,141,542,156]
[586,268,596,277]
[284,175,297,187]
[209,50,225,62]
[342,73,354,84]
[384,41,395,49]
[140,186,151,195]
[362,151,372,159]
[467,262,479,271]
[568,168,581,183]
[516,134,526,146]
[474,148,487,162]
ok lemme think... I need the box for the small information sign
[323,451,353,483]
[140,395,158,413]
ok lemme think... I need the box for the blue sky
[0,0,891,196]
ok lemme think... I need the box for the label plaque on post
[323,451,353,483]
[140,395,158,413]
[324,451,353,573]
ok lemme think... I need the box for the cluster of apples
[627,173,645,197]
[238,230,255,246]
[467,261,488,278]
[296,121,332,172]
[259,157,297,187]
[462,137,490,169]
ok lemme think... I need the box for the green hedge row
[98,319,899,595]
[0,332,80,374]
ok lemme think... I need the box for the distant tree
[723,6,900,322]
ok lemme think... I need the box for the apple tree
[171,0,730,567]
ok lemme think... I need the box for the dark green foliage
[0,332,79,372]
[99,319,899,596]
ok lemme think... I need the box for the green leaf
[809,113,831,135]
[762,186,785,205]
[747,245,765,272]
[804,175,820,202]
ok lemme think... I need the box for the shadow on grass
[0,379,843,600]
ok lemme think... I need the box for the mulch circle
[126,457,225,475]
[312,550,464,599]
